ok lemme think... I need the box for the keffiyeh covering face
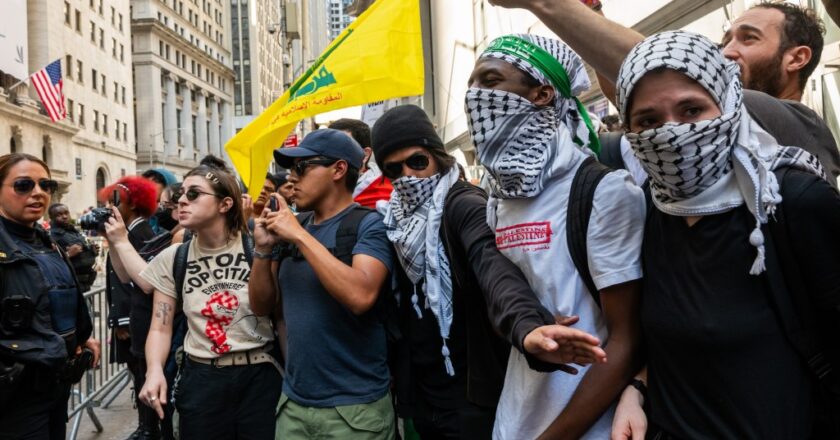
[466,34,596,207]
[382,166,460,376]
[616,30,827,274]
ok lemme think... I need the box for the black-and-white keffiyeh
[466,34,594,228]
[381,166,460,376]
[616,30,827,274]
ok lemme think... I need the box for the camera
[79,189,119,232]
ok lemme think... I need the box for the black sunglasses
[292,157,339,176]
[9,178,58,195]
[183,188,221,202]
[382,153,431,179]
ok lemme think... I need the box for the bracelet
[253,250,273,260]
[630,378,648,399]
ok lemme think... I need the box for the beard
[742,49,786,98]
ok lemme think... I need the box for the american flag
[31,59,67,122]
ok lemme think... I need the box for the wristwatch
[630,378,648,399]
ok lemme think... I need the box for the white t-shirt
[491,155,646,440]
[140,235,274,358]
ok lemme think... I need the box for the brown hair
[428,147,457,174]
[0,153,51,183]
[752,1,825,91]
[185,164,247,235]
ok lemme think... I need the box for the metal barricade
[66,284,131,440]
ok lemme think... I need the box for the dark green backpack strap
[241,231,254,266]
[333,206,376,265]
[597,131,626,170]
[566,156,612,308]
[173,239,191,311]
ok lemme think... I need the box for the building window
[111,6,115,25]
[96,168,106,199]
[101,74,106,96]
[99,28,104,49]
[90,21,96,42]
[113,81,118,102]
[76,60,83,84]
[120,44,124,62]
[115,119,120,139]
[65,2,71,25]
[79,103,85,126]
[67,99,75,122]
[103,114,108,135]
[118,13,123,32]
[112,38,117,58]
[65,55,73,80]
[121,86,126,105]
[123,122,127,141]
[98,0,103,15]
[159,41,164,57]
[165,44,170,60]
[91,69,98,90]
[75,10,81,32]
[93,110,99,132]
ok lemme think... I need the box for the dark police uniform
[0,216,93,440]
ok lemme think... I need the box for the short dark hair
[428,148,457,174]
[198,154,230,172]
[328,119,371,148]
[48,203,66,218]
[753,1,825,91]
[265,172,283,190]
[344,165,360,192]
[602,114,621,127]
[141,170,167,186]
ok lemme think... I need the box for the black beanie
[371,104,444,169]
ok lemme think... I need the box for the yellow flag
[225,0,424,197]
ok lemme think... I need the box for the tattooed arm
[140,291,176,419]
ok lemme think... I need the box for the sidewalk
[72,383,138,440]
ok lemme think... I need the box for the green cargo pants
[275,393,396,440]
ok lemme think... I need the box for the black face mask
[153,207,179,231]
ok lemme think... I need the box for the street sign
[283,134,299,147]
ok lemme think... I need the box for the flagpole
[6,57,61,91]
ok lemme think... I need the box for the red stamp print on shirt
[495,222,552,250]
[201,291,240,355]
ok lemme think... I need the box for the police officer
[0,153,101,439]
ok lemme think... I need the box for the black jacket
[393,181,555,413]
[106,218,154,330]
[0,219,93,369]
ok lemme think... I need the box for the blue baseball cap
[274,129,365,170]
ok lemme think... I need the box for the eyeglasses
[183,188,221,202]
[7,178,59,195]
[292,157,338,176]
[382,153,431,179]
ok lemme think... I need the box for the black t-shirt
[406,279,468,409]
[641,170,840,439]
[126,220,156,357]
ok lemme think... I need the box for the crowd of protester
[2,0,839,439]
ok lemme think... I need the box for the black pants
[0,366,72,440]
[411,396,496,440]
[174,358,282,440]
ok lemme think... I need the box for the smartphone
[112,189,120,207]
[268,196,279,212]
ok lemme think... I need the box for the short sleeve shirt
[278,204,394,408]
[491,156,646,440]
[140,235,274,358]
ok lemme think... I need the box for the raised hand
[263,193,306,244]
[103,206,129,245]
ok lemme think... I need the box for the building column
[196,90,208,157]
[164,73,178,158]
[180,82,194,161]
[221,100,233,145]
[209,96,221,157]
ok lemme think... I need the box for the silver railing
[66,282,131,440]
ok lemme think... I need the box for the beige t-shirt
[140,234,274,358]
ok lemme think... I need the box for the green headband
[484,36,601,155]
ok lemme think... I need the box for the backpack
[278,206,401,343]
[761,168,840,436]
[597,131,626,171]
[566,156,614,307]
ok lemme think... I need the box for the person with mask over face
[610,31,840,440]
[465,34,645,439]
[373,104,609,439]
